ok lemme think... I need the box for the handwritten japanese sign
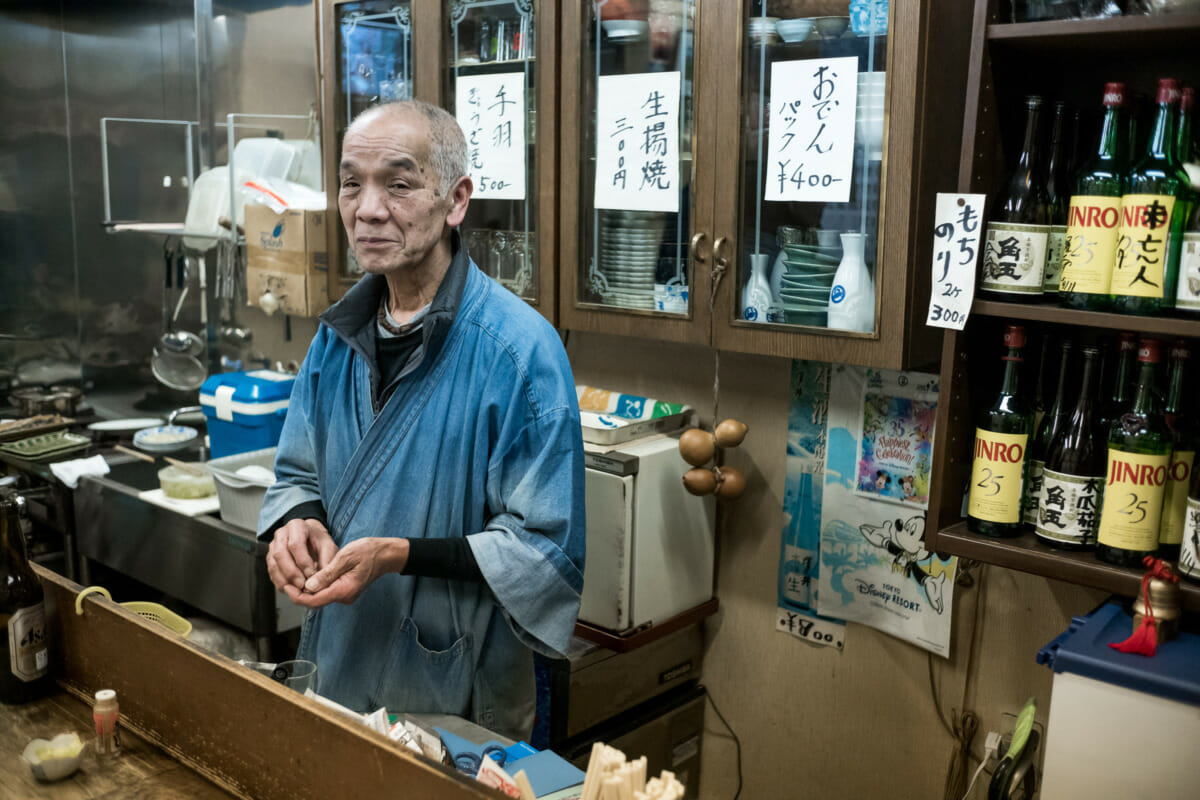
[455,72,526,200]
[1112,194,1176,300]
[594,71,681,213]
[764,57,858,203]
[926,193,985,330]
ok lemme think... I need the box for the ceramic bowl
[811,16,849,37]
[775,18,815,42]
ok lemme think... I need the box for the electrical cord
[962,758,990,800]
[705,689,742,800]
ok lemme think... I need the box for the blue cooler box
[200,370,296,459]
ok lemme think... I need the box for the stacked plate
[857,71,886,160]
[778,240,842,327]
[597,211,666,311]
[748,16,780,46]
[0,430,91,460]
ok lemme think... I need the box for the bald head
[345,100,468,196]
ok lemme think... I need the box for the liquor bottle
[1159,340,1194,560]
[1177,201,1200,314]
[980,97,1051,301]
[1,492,51,705]
[1178,87,1195,166]
[968,325,1035,538]
[1110,78,1191,315]
[1037,345,1105,550]
[1025,338,1073,529]
[1098,331,1137,434]
[1097,338,1172,567]
[1059,83,1128,310]
[1068,107,1084,183]
[1032,332,1053,433]
[1179,467,1200,583]
[1042,102,1071,299]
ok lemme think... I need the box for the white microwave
[579,434,716,634]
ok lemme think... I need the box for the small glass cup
[274,660,319,694]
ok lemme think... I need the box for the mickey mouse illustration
[858,515,948,614]
[900,475,917,501]
[874,470,892,492]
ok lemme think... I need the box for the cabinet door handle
[690,231,710,264]
[713,236,731,273]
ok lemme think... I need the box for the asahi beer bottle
[968,325,1035,538]
[1,492,51,705]
[1059,83,1127,310]
[980,97,1051,301]
[1025,339,1073,529]
[1110,78,1192,315]
[1037,345,1105,550]
[1043,101,1071,299]
[1159,340,1193,560]
[1097,338,1171,566]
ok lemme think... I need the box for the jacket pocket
[374,617,473,716]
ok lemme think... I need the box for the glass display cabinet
[440,0,558,322]
[561,0,972,368]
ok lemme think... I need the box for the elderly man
[258,100,585,740]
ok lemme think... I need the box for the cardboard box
[245,204,330,317]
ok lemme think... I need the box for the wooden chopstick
[163,456,207,475]
[112,444,155,463]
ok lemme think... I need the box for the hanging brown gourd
[678,418,749,500]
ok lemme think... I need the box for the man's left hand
[293,537,410,608]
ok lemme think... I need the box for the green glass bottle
[1159,340,1194,561]
[1179,466,1200,584]
[1097,338,1172,567]
[1177,87,1195,165]
[968,325,1035,538]
[980,97,1051,301]
[1025,338,1072,530]
[1098,331,1137,435]
[1110,79,1192,315]
[1038,345,1105,550]
[1042,101,1071,299]
[1059,83,1127,310]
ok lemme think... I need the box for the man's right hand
[267,518,338,603]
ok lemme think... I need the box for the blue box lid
[1037,601,1200,707]
[200,370,296,418]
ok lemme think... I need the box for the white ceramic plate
[133,425,199,453]
[88,417,166,433]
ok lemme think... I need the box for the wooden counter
[1,690,235,799]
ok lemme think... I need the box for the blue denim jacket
[258,255,585,740]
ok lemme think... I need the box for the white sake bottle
[742,253,778,323]
[826,233,874,332]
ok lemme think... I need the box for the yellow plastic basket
[75,586,193,638]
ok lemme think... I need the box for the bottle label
[1181,496,1200,579]
[1174,232,1200,311]
[981,222,1049,294]
[1043,225,1068,292]
[968,429,1027,523]
[1036,469,1103,545]
[1098,448,1170,551]
[1060,196,1122,295]
[7,604,48,683]
[1023,459,1045,526]
[1160,450,1195,546]
[1111,194,1177,300]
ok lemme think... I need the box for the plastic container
[157,465,215,499]
[232,137,301,183]
[199,370,296,459]
[1036,601,1200,798]
[183,166,250,250]
[207,447,277,531]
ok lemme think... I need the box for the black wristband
[404,537,485,583]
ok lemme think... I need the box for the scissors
[453,742,507,775]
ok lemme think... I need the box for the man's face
[337,111,467,276]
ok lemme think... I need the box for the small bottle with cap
[93,689,120,757]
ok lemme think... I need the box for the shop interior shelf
[971,299,1200,338]
[987,11,1200,51]
[933,521,1200,613]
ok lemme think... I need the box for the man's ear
[446,175,473,227]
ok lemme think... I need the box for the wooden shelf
[971,299,1200,338]
[573,597,718,653]
[987,12,1200,50]
[932,521,1200,612]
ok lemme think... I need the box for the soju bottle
[1159,340,1194,560]
[1097,338,1171,567]
[1098,331,1137,435]
[1179,467,1200,583]
[1043,102,1071,299]
[1025,339,1072,529]
[1174,192,1200,314]
[1059,83,1127,310]
[1037,345,1105,550]
[981,97,1051,301]
[968,325,1035,538]
[1110,78,1192,315]
[1178,87,1195,166]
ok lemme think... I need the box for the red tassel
[1108,557,1178,658]
[1109,614,1159,657]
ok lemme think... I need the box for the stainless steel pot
[8,385,83,417]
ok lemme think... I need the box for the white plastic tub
[206,447,277,531]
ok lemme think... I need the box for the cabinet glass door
[734,1,888,335]
[445,0,540,304]
[576,0,697,318]
[328,1,414,287]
